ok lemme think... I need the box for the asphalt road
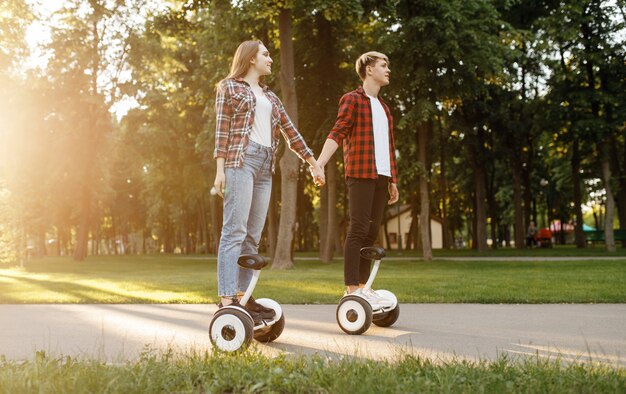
[1,304,624,366]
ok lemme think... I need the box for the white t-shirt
[368,95,391,177]
[249,92,272,147]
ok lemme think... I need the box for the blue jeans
[217,140,273,297]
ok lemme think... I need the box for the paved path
[1,304,624,366]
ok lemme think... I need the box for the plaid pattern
[327,87,397,184]
[214,78,313,172]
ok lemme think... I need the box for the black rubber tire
[254,313,285,343]
[373,304,400,327]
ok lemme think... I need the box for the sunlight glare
[23,1,63,70]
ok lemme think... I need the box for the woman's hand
[309,163,325,186]
[213,169,225,198]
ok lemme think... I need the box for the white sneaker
[346,288,386,309]
[349,288,381,309]
[361,288,394,308]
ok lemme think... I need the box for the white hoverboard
[209,254,284,352]
[336,247,400,335]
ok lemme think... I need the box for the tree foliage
[1,0,625,263]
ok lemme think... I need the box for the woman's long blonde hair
[217,40,264,88]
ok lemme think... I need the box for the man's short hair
[355,51,389,81]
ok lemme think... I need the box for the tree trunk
[522,161,532,237]
[92,220,99,256]
[602,147,616,252]
[489,210,498,249]
[469,205,476,250]
[73,12,102,261]
[321,160,338,262]
[210,192,221,254]
[273,8,300,270]
[319,175,329,258]
[512,162,525,249]
[73,187,91,261]
[383,215,390,250]
[36,228,47,257]
[486,142,498,249]
[437,115,450,248]
[199,197,209,254]
[419,123,432,260]
[572,140,586,248]
[74,111,97,260]
[611,131,626,247]
[407,193,418,250]
[500,224,507,249]
[474,166,488,252]
[474,126,488,252]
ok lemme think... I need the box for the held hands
[388,183,399,204]
[309,162,325,187]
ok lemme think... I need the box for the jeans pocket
[243,150,264,172]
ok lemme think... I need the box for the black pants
[344,176,389,286]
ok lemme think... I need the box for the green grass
[0,349,623,393]
[1,253,625,303]
[294,245,626,258]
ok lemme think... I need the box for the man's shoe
[244,296,276,320]
[362,288,394,308]
[218,299,263,325]
[349,288,388,310]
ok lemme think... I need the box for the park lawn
[1,254,625,304]
[296,245,626,258]
[0,350,624,393]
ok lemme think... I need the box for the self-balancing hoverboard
[209,254,284,352]
[336,247,400,335]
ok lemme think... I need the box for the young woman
[213,40,324,323]
[316,51,399,309]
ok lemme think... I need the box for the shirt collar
[357,86,385,104]
[233,77,269,92]
[356,86,368,97]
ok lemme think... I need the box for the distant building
[380,204,443,250]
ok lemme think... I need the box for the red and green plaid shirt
[327,87,397,184]
[214,78,313,172]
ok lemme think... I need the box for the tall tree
[272,7,301,269]
[497,0,560,248]
[540,0,625,249]
[43,0,143,260]
[0,0,36,263]
[386,0,507,255]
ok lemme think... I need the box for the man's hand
[388,183,399,204]
[309,163,325,186]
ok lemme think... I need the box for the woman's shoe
[218,299,263,325]
[245,296,276,320]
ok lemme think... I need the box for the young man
[316,51,399,308]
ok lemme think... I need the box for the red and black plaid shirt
[214,78,313,172]
[327,87,397,184]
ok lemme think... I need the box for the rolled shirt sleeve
[327,93,355,144]
[213,81,232,160]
